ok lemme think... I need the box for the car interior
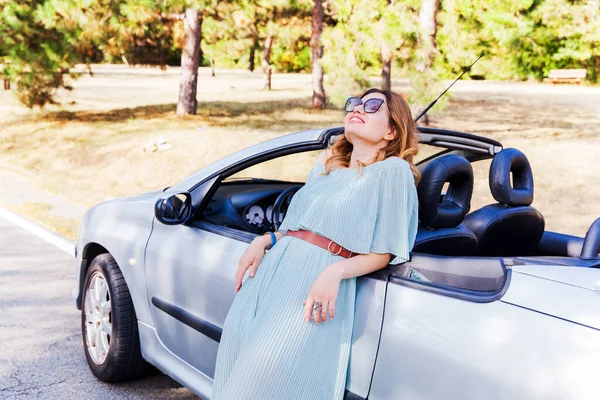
[202,183,299,234]
[197,140,599,276]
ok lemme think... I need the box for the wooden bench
[546,69,587,85]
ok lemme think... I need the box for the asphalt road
[0,213,197,399]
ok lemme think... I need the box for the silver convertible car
[74,126,600,400]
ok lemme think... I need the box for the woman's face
[344,92,394,145]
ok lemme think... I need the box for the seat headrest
[489,148,533,206]
[418,155,474,229]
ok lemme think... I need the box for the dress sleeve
[369,161,419,265]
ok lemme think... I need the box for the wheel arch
[76,240,153,327]
[76,242,111,309]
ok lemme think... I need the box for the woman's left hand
[303,264,343,324]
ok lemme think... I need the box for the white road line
[0,206,74,256]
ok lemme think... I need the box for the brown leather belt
[286,229,357,258]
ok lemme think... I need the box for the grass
[0,96,343,207]
[0,67,599,238]
[6,202,79,239]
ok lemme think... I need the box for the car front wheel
[82,253,149,382]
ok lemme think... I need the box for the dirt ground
[0,66,598,238]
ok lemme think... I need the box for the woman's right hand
[235,235,269,292]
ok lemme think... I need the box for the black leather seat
[413,155,478,256]
[463,148,545,256]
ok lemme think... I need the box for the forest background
[1,0,599,110]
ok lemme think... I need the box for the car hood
[92,189,164,209]
[502,265,600,330]
[77,189,163,246]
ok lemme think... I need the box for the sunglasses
[344,97,386,113]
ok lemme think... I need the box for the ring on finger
[313,301,322,312]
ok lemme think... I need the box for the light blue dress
[211,156,419,400]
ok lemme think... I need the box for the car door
[367,255,600,400]
[368,256,514,399]
[144,149,318,379]
[144,147,387,399]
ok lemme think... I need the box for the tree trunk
[311,0,326,109]
[417,0,439,72]
[249,46,256,72]
[177,8,201,116]
[261,32,274,90]
[381,0,392,91]
[381,44,392,91]
[249,34,259,72]
[210,56,215,77]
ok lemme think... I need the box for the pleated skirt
[211,234,357,400]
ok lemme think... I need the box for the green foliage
[0,0,191,107]
[435,0,600,83]
[0,0,80,108]
[408,69,449,118]
[321,0,409,106]
[200,0,312,71]
[272,41,311,72]
[69,0,187,66]
[1,0,599,109]
[510,0,600,81]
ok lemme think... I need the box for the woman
[211,88,420,400]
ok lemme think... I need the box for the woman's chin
[344,127,368,141]
[344,125,363,137]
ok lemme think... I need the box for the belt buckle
[327,240,343,256]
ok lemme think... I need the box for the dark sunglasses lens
[364,99,384,113]
[344,97,361,112]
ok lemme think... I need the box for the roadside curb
[0,206,75,257]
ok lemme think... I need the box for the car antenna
[413,53,484,123]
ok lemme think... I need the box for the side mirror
[155,192,192,225]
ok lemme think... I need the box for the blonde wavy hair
[321,88,421,185]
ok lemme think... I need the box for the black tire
[81,253,150,382]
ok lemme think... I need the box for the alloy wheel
[84,271,112,365]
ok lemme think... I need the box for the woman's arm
[326,252,391,281]
[303,252,391,323]
[254,230,285,250]
[274,230,285,242]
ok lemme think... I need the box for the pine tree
[0,0,80,108]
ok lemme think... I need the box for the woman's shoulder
[382,155,408,165]
[378,156,411,172]
[374,157,415,190]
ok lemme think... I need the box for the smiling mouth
[349,116,364,123]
